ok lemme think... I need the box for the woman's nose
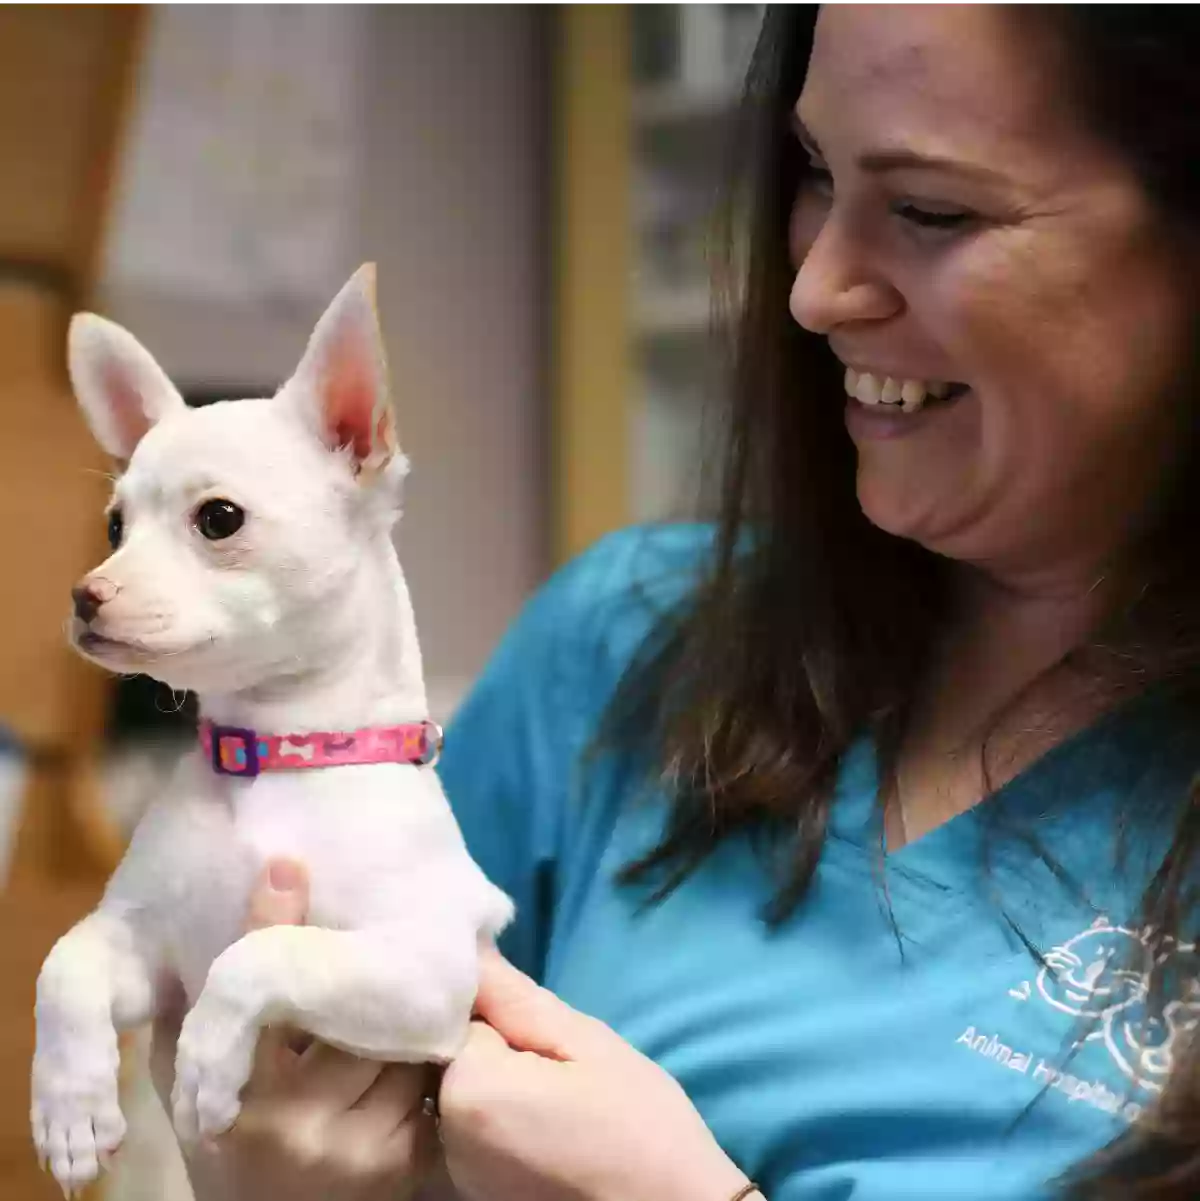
[789,215,901,334]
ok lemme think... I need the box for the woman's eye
[892,202,975,232]
[804,162,834,194]
[195,499,246,541]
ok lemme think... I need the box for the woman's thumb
[246,858,309,931]
[472,945,613,1061]
[243,859,310,1088]
[150,861,311,1110]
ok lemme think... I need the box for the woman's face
[789,5,1195,592]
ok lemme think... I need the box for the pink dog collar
[199,719,443,779]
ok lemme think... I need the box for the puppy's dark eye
[107,509,123,550]
[195,499,245,541]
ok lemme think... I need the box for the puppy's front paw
[31,1047,125,1197]
[172,993,259,1145]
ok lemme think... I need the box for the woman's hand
[150,860,440,1201]
[438,948,755,1201]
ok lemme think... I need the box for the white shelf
[631,384,708,523]
[635,285,715,337]
[632,81,738,128]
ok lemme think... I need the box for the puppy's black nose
[72,584,104,624]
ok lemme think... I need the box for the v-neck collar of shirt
[826,689,1196,911]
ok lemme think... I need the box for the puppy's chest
[165,769,422,988]
[232,772,418,911]
[230,777,346,870]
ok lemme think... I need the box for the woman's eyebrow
[791,111,1009,185]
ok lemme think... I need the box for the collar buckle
[209,725,261,778]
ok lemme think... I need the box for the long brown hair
[603,7,1200,1197]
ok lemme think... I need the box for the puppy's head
[67,263,407,694]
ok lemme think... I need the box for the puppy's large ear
[286,263,397,473]
[68,314,187,462]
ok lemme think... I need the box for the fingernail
[268,859,306,892]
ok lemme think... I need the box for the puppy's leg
[173,922,477,1142]
[32,907,159,1196]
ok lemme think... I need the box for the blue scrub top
[439,524,1198,1201]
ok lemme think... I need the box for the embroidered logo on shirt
[1026,917,1200,1096]
[956,917,1200,1124]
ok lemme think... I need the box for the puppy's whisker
[80,468,119,485]
[153,688,189,716]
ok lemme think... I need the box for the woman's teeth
[844,369,954,414]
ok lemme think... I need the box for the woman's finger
[379,1100,441,1182]
[321,1078,440,1186]
[348,1067,442,1184]
[473,946,613,1061]
[457,1016,514,1060]
[289,1041,387,1109]
[149,974,189,1105]
[246,859,310,930]
[437,1018,527,1133]
[346,1063,431,1140]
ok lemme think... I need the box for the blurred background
[0,5,762,1198]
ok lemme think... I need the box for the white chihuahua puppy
[31,264,513,1196]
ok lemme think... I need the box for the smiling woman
[787,6,1194,581]
[584,6,1200,1196]
[585,6,1200,1195]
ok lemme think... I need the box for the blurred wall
[99,6,550,719]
